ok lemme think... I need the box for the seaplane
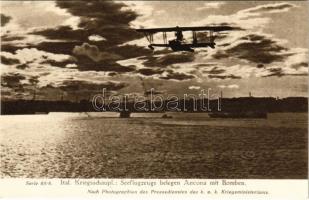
[135,25,239,52]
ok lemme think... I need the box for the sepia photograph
[0,0,308,182]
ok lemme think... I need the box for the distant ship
[119,110,131,118]
[161,114,173,118]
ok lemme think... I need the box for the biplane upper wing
[136,26,240,33]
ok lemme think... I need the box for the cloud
[109,45,152,59]
[143,52,195,68]
[208,74,241,80]
[160,70,195,81]
[1,35,26,42]
[1,55,20,65]
[1,1,307,100]
[16,62,30,70]
[188,85,201,90]
[118,51,198,80]
[88,35,106,42]
[1,1,80,30]
[40,59,76,68]
[21,1,151,76]
[72,55,136,72]
[241,2,295,15]
[193,63,218,69]
[43,1,141,44]
[1,48,73,67]
[218,84,239,89]
[58,80,126,93]
[262,67,284,77]
[137,68,164,76]
[117,2,300,83]
[119,28,306,81]
[196,2,225,10]
[208,31,289,66]
[120,1,156,28]
[224,34,287,64]
[65,63,77,68]
[194,2,296,30]
[73,43,122,62]
[0,14,11,26]
[1,73,26,88]
[203,67,226,75]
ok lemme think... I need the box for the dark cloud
[218,43,231,47]
[203,67,226,74]
[212,50,229,59]
[262,71,282,77]
[143,53,195,68]
[196,31,228,44]
[1,88,12,96]
[36,41,82,55]
[160,70,195,81]
[1,44,30,54]
[27,1,151,75]
[266,68,284,77]
[73,55,136,72]
[263,67,307,77]
[257,64,265,68]
[1,74,40,100]
[208,74,241,79]
[16,63,29,69]
[291,62,308,70]
[33,1,142,45]
[58,80,126,92]
[18,39,150,71]
[1,55,20,65]
[1,73,26,88]
[1,14,11,27]
[28,76,39,85]
[193,63,217,69]
[3,1,199,89]
[1,35,26,42]
[108,45,152,59]
[32,26,87,42]
[213,34,287,64]
[138,68,164,76]
[40,59,75,68]
[228,35,286,64]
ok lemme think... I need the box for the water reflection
[0,113,307,178]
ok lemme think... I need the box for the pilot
[175,30,183,41]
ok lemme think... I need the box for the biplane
[136,26,238,52]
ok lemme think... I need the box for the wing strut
[210,31,214,43]
[162,32,167,44]
[144,33,154,44]
[192,31,197,44]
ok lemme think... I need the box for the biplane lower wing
[150,43,170,47]
[148,42,216,51]
[151,42,215,48]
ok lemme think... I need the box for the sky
[1,1,308,101]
